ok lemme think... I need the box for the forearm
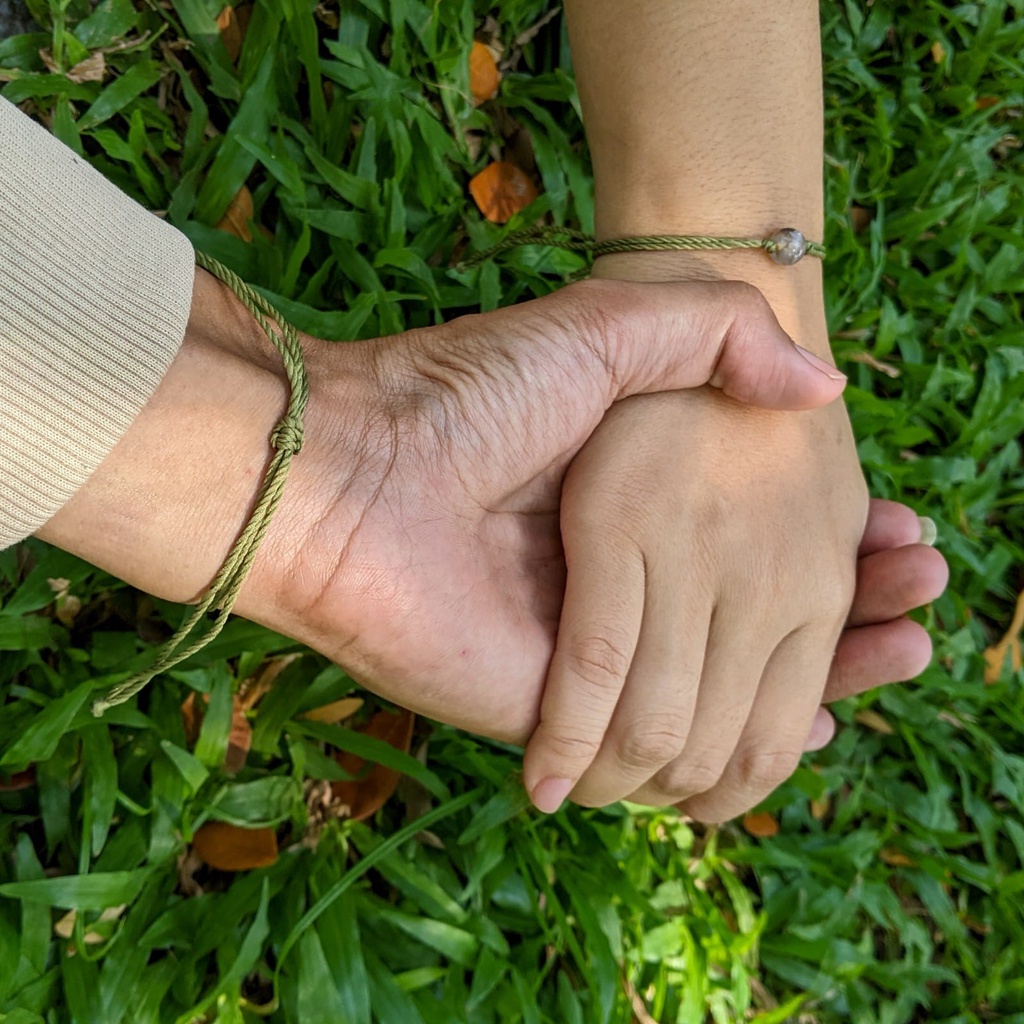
[35,268,290,604]
[564,0,827,348]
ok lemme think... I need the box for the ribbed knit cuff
[0,97,195,549]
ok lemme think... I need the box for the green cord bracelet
[91,252,309,717]
[458,224,826,270]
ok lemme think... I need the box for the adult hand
[39,270,944,816]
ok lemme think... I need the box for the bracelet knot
[271,418,305,455]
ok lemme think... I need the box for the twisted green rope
[91,252,309,717]
[458,225,826,269]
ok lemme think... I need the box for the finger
[523,530,646,814]
[566,562,712,809]
[803,707,836,751]
[859,498,935,555]
[551,279,848,411]
[823,617,933,703]
[626,612,769,808]
[679,626,834,823]
[847,544,949,627]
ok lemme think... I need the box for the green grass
[1,1,1022,1021]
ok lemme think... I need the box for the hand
[39,271,943,809]
[522,389,946,822]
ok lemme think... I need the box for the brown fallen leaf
[976,96,1001,111]
[239,652,302,711]
[879,847,916,868]
[180,692,252,774]
[216,185,254,241]
[0,766,36,792]
[192,821,278,871]
[217,6,244,63]
[64,52,106,85]
[983,588,1024,684]
[469,41,501,105]
[854,709,895,735]
[810,794,831,821]
[469,161,538,224]
[850,204,873,234]
[301,696,364,725]
[742,811,779,838]
[331,707,415,822]
[931,40,946,63]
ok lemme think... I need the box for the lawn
[1,1,1023,1022]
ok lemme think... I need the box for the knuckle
[563,634,632,695]
[615,716,691,772]
[537,726,603,765]
[735,748,802,791]
[657,760,726,800]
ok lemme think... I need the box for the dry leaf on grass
[217,5,249,63]
[0,766,36,792]
[469,41,501,105]
[67,52,106,84]
[879,847,916,868]
[301,696,365,724]
[331,707,415,822]
[469,161,538,223]
[983,588,1024,684]
[216,185,254,241]
[854,709,895,735]
[54,905,126,944]
[742,811,779,838]
[180,692,252,774]
[192,821,278,871]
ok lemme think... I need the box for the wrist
[37,267,289,602]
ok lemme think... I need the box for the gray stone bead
[768,228,807,265]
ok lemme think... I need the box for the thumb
[562,278,847,411]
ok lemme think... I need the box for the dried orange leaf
[742,811,779,838]
[217,6,244,62]
[854,709,894,735]
[192,822,278,871]
[331,708,415,822]
[469,41,500,105]
[302,696,365,725]
[216,185,254,241]
[983,588,1024,684]
[224,700,252,775]
[976,96,1001,111]
[469,161,538,224]
[810,794,831,821]
[931,40,946,63]
[180,692,252,773]
[879,847,915,868]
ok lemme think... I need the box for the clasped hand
[48,272,945,822]
[239,277,944,820]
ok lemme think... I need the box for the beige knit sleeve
[0,97,196,550]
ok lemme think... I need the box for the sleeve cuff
[0,97,196,549]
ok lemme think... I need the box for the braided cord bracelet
[459,224,826,269]
[91,252,309,717]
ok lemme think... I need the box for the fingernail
[796,346,847,382]
[531,777,575,814]
[803,708,836,752]
[917,516,937,547]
